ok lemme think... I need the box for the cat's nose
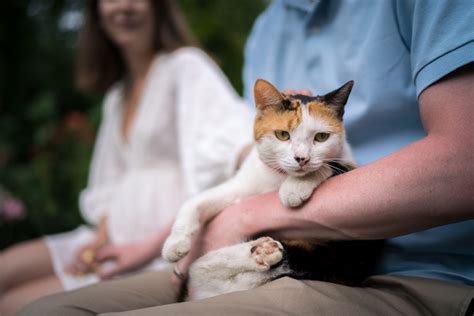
[294,156,310,166]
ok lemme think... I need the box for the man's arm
[238,64,474,241]
[177,64,474,276]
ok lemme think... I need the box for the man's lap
[19,268,474,316]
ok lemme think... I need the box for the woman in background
[0,0,252,314]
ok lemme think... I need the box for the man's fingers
[282,88,313,96]
[299,88,313,96]
[177,252,195,275]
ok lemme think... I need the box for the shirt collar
[283,0,320,13]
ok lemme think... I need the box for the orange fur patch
[307,101,344,133]
[254,103,302,140]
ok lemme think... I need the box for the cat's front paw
[278,182,314,208]
[162,233,192,262]
[279,191,304,208]
[250,237,284,271]
[279,186,313,208]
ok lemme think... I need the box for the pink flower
[1,197,26,222]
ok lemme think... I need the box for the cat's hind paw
[250,237,284,271]
[162,234,192,262]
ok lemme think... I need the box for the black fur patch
[280,98,294,111]
[327,161,354,176]
[275,239,384,286]
[290,94,319,104]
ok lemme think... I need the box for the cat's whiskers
[322,162,347,175]
[262,157,287,175]
[323,158,356,166]
[321,157,355,165]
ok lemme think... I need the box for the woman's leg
[0,238,64,315]
[0,275,62,316]
[18,269,178,316]
[0,239,56,294]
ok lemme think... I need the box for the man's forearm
[242,135,472,241]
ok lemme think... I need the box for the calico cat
[162,79,383,300]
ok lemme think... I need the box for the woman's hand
[95,236,162,279]
[65,235,108,275]
[65,217,109,275]
[95,221,173,279]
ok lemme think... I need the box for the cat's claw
[162,234,192,262]
[250,237,284,271]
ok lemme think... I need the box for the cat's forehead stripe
[307,101,343,132]
[254,106,302,140]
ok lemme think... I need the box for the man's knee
[18,292,94,316]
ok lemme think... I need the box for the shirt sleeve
[398,0,474,97]
[79,87,125,225]
[171,48,254,196]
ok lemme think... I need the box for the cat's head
[253,79,354,176]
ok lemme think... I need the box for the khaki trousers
[19,268,474,316]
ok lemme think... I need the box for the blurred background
[0,0,267,249]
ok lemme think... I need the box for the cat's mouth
[284,162,324,176]
[287,166,314,176]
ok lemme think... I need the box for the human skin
[176,64,474,278]
[66,216,109,274]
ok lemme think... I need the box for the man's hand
[282,88,313,96]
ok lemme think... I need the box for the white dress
[44,47,254,290]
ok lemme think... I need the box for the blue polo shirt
[243,0,474,285]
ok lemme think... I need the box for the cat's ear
[254,79,284,112]
[320,80,354,119]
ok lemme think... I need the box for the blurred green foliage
[0,0,266,249]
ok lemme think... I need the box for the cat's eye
[314,132,330,142]
[274,130,290,141]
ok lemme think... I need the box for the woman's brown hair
[76,0,195,93]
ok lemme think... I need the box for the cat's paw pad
[250,237,284,271]
[162,234,192,262]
